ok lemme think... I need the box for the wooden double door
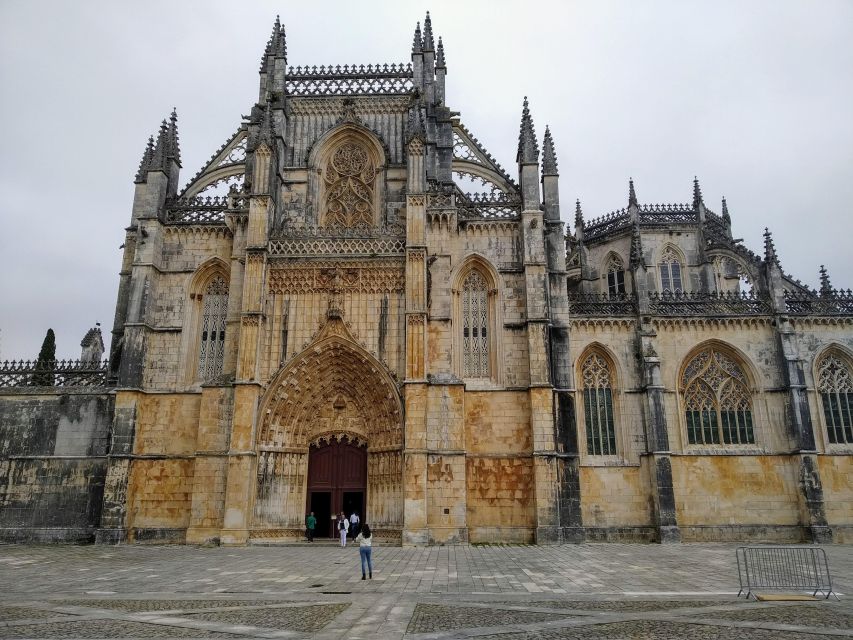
[306,439,366,538]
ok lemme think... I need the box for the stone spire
[412,21,422,54]
[541,126,558,176]
[575,200,584,228]
[166,108,181,166]
[763,228,779,266]
[260,16,286,69]
[630,221,645,268]
[628,177,638,208]
[721,196,730,224]
[150,119,169,171]
[422,11,435,51]
[436,36,445,67]
[134,135,155,183]
[692,176,704,209]
[819,265,833,296]
[516,97,539,163]
[80,324,104,365]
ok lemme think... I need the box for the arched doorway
[306,437,367,538]
[252,317,403,540]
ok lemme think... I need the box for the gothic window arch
[197,275,229,381]
[681,346,754,445]
[310,126,385,230]
[452,257,500,383]
[658,245,684,293]
[580,349,618,455]
[604,253,626,296]
[816,352,853,445]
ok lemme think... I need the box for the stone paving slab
[0,543,851,639]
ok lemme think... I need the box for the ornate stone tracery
[682,346,754,445]
[817,353,853,444]
[197,275,228,381]
[580,351,617,456]
[323,141,376,228]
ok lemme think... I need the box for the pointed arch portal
[252,317,403,538]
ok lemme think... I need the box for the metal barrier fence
[736,546,837,600]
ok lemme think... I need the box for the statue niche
[324,142,376,228]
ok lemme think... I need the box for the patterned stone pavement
[0,543,851,638]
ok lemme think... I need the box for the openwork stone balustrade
[0,359,110,388]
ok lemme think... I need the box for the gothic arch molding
[253,317,404,534]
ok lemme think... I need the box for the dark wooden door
[306,440,366,537]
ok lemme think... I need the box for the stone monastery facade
[1,14,851,545]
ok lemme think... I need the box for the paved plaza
[0,542,851,638]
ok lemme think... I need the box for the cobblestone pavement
[0,543,850,638]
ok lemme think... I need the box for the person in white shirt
[349,510,360,537]
[338,511,349,547]
[355,523,373,579]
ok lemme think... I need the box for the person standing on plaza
[338,511,349,547]
[355,523,373,579]
[349,510,360,537]
[305,511,316,542]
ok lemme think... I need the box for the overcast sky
[1,0,852,359]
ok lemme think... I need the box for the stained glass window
[682,347,754,445]
[659,246,683,293]
[198,275,228,381]
[581,352,617,455]
[462,270,489,378]
[817,354,853,445]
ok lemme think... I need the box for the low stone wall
[0,389,114,542]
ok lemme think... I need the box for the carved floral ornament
[817,354,853,393]
[324,141,376,228]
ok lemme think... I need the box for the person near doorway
[356,523,373,579]
[349,510,360,537]
[305,511,316,542]
[338,511,350,547]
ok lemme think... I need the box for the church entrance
[306,438,366,538]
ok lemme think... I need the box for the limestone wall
[0,391,113,542]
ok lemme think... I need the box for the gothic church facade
[7,14,849,545]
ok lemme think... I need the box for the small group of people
[304,510,373,579]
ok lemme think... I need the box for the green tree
[31,328,56,386]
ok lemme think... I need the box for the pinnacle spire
[721,196,730,224]
[541,126,558,176]
[436,36,445,67]
[260,15,286,69]
[134,135,155,183]
[628,177,638,207]
[819,265,832,296]
[575,199,584,228]
[423,12,435,51]
[763,228,779,267]
[412,21,422,54]
[517,96,539,163]
[151,119,169,171]
[166,108,181,166]
[692,176,704,209]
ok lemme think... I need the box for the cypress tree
[31,328,56,386]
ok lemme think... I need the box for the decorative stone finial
[412,21,422,54]
[80,324,104,365]
[517,96,539,163]
[819,265,832,296]
[151,119,169,171]
[763,227,779,267]
[628,177,638,208]
[436,36,446,67]
[423,12,435,51]
[541,126,558,176]
[134,135,155,183]
[166,108,181,166]
[692,176,704,209]
[721,196,731,225]
[575,199,584,228]
[260,15,286,69]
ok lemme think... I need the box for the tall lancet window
[462,270,489,378]
[659,246,684,293]
[606,254,626,296]
[817,354,853,445]
[682,347,754,445]
[198,275,228,381]
[581,352,617,455]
